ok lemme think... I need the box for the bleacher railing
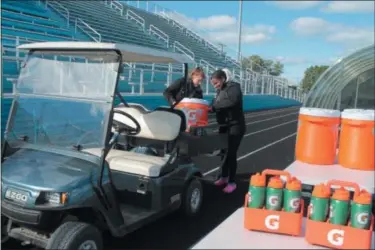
[45,0,102,42]
[45,0,70,27]
[173,41,195,61]
[75,18,101,42]
[149,25,169,48]
[108,0,124,16]
[126,9,145,30]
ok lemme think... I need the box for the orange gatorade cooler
[296,108,341,165]
[338,109,375,171]
[175,98,209,130]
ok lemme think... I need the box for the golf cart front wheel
[46,221,102,250]
[181,178,203,216]
[1,216,9,244]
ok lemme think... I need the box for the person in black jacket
[163,67,205,105]
[210,69,246,193]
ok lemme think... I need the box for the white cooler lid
[341,109,375,121]
[299,107,341,118]
[179,98,209,106]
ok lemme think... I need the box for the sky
[133,0,374,84]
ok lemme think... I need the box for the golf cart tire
[180,178,203,217]
[1,216,9,244]
[46,221,102,250]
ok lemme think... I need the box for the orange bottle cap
[332,187,350,201]
[267,176,284,189]
[353,189,372,205]
[286,177,302,191]
[250,173,266,187]
[312,183,331,198]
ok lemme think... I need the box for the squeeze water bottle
[329,187,350,225]
[247,173,266,208]
[283,177,302,213]
[265,176,284,211]
[350,189,372,229]
[309,183,331,221]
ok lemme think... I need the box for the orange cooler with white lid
[175,98,209,130]
[296,107,341,165]
[338,109,375,171]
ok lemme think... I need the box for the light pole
[237,0,243,64]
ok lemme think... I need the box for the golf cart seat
[116,104,187,132]
[113,106,182,141]
[82,106,183,177]
[83,148,168,177]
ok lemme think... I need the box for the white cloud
[290,17,374,48]
[275,56,310,65]
[321,1,375,13]
[269,1,321,10]
[164,12,276,46]
[196,15,236,30]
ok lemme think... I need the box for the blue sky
[134,1,374,83]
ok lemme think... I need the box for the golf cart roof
[17,41,195,64]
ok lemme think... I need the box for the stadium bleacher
[1,1,302,99]
[0,0,303,141]
[1,0,299,96]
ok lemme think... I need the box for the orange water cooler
[295,108,341,165]
[175,98,209,131]
[338,109,375,171]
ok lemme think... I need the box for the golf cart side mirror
[109,131,120,146]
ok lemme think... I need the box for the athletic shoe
[223,183,237,193]
[214,177,228,186]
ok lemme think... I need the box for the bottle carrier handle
[261,169,291,182]
[326,179,360,196]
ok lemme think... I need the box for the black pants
[220,133,244,183]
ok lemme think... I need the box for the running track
[3,106,301,250]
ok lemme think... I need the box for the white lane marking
[207,106,299,124]
[244,120,297,137]
[202,132,297,176]
[213,112,298,132]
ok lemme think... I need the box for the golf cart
[1,42,228,249]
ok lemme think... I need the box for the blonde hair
[190,67,206,79]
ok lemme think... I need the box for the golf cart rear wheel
[46,221,102,250]
[181,178,203,216]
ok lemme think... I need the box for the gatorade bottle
[266,176,284,211]
[309,183,330,221]
[329,187,350,225]
[283,177,302,213]
[350,189,372,229]
[248,173,266,208]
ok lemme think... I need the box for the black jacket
[212,81,246,135]
[163,77,203,105]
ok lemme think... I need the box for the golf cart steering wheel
[112,109,141,136]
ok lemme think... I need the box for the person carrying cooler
[163,67,205,105]
[210,69,246,193]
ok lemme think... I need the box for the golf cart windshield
[5,50,121,151]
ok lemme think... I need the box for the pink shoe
[214,177,228,186]
[223,183,237,193]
